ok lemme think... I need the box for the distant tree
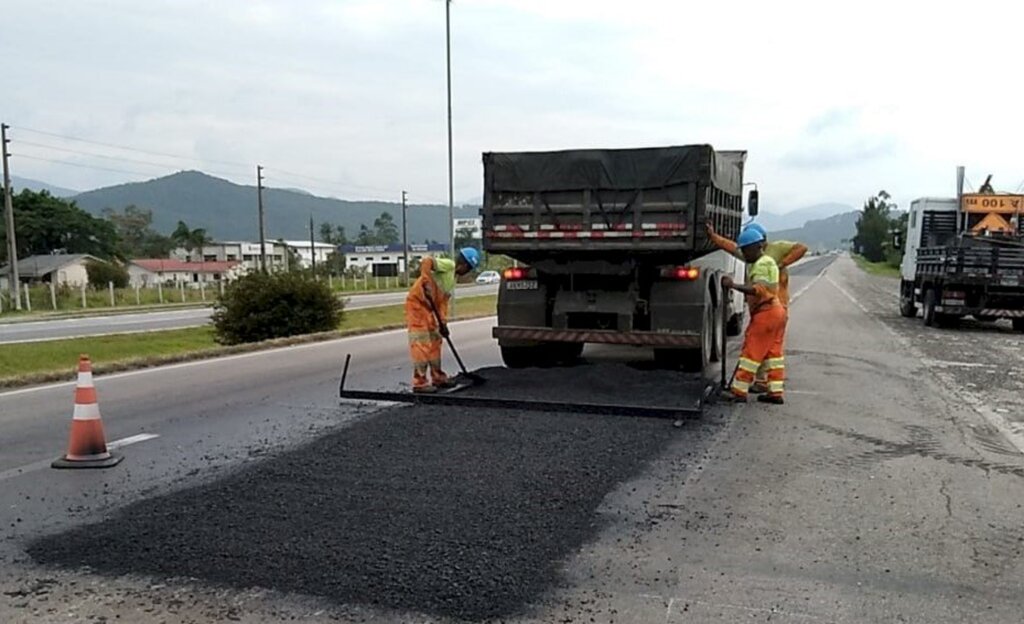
[103,205,174,259]
[853,191,896,263]
[373,211,399,245]
[0,189,119,262]
[355,224,375,245]
[454,225,478,251]
[171,221,212,261]
[84,259,130,288]
[318,222,348,245]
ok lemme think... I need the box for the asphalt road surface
[5,253,1024,623]
[0,284,498,344]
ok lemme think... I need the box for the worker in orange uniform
[720,227,787,404]
[405,247,481,393]
[706,220,806,393]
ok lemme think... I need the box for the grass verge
[852,254,901,278]
[0,295,497,388]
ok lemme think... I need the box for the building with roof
[340,243,448,277]
[0,253,98,289]
[174,241,286,272]
[127,259,243,288]
[279,240,337,269]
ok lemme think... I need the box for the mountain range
[70,171,478,244]
[11,176,79,198]
[10,170,858,248]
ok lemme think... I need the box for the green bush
[84,259,130,288]
[212,272,344,345]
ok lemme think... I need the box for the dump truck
[481,145,757,371]
[899,169,1024,330]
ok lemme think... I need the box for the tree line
[0,188,413,264]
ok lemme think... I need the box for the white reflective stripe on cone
[77,371,94,387]
[73,402,102,420]
[66,451,112,461]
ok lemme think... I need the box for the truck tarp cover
[484,145,744,196]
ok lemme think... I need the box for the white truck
[899,182,1024,329]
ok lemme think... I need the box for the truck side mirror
[747,190,759,216]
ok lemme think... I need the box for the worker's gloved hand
[721,275,734,289]
[438,324,450,338]
[705,220,716,237]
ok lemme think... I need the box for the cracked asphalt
[4,254,1024,623]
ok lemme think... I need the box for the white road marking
[107,433,160,448]
[921,359,997,369]
[0,433,160,483]
[0,316,498,399]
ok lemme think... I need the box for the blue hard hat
[736,226,766,248]
[745,222,768,239]
[459,247,481,269]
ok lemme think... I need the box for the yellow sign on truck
[961,193,1024,214]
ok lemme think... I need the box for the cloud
[4,0,1023,213]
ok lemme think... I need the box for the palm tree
[171,221,213,284]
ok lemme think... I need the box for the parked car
[475,270,500,284]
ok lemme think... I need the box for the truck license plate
[506,280,539,290]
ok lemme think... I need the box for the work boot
[434,379,457,389]
[749,382,768,394]
[719,390,747,403]
[757,394,784,405]
[413,385,437,394]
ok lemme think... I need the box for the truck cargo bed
[482,145,745,263]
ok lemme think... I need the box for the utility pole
[309,214,316,274]
[402,191,409,287]
[257,165,267,273]
[1,123,21,310]
[445,0,455,263]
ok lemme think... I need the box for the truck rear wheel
[922,289,937,327]
[899,280,917,318]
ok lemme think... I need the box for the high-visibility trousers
[405,298,448,389]
[732,304,786,399]
[755,270,789,384]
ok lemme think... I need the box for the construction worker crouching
[405,247,481,393]
[720,227,787,404]
[707,220,806,393]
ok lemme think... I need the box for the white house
[127,259,243,288]
[340,243,448,277]
[0,253,98,289]
[280,240,337,269]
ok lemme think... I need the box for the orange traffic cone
[52,355,123,469]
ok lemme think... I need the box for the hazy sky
[5,0,1023,212]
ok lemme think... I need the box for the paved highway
[5,254,1024,623]
[0,284,498,344]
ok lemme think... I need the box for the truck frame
[481,145,757,371]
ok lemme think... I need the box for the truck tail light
[503,267,527,280]
[661,266,699,280]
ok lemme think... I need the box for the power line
[13,154,160,178]
[10,125,252,170]
[16,140,240,177]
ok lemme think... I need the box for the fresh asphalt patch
[27,365,694,621]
